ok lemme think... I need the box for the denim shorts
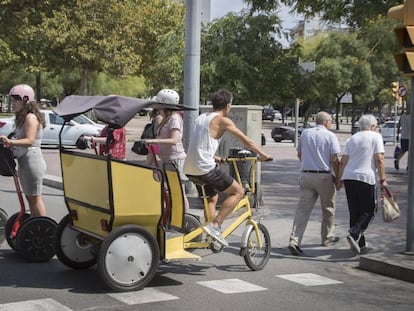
[187,165,234,198]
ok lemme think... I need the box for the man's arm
[330,154,339,177]
[335,155,348,190]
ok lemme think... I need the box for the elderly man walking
[288,111,341,256]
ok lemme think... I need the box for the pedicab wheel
[5,212,30,251]
[16,217,57,262]
[243,223,271,271]
[98,224,160,292]
[184,213,202,243]
[0,209,8,245]
[54,215,98,269]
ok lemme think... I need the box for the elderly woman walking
[336,114,387,254]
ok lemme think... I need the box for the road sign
[399,85,407,97]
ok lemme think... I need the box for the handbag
[381,186,400,223]
[0,144,16,176]
[393,145,401,160]
[131,141,148,155]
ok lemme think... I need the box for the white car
[379,121,399,144]
[273,109,282,120]
[0,110,104,146]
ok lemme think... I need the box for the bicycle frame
[183,156,263,249]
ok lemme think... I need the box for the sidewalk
[42,118,414,283]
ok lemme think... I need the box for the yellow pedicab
[53,95,271,292]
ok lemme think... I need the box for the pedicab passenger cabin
[53,95,196,291]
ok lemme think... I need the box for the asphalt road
[0,118,413,310]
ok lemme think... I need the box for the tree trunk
[80,66,89,95]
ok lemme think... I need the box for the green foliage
[200,12,299,107]
[0,0,185,96]
[248,0,402,29]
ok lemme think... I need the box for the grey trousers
[289,173,336,247]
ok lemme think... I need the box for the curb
[43,175,63,190]
[359,252,414,283]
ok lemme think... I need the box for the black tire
[98,225,159,291]
[5,212,30,251]
[54,215,98,269]
[16,217,57,262]
[0,209,8,245]
[243,223,271,271]
[184,213,202,242]
[274,138,282,143]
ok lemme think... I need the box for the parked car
[271,125,307,142]
[273,110,282,120]
[262,108,275,121]
[379,120,399,144]
[0,109,104,146]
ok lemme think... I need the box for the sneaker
[203,223,228,247]
[394,159,399,170]
[288,244,304,256]
[346,235,361,254]
[322,236,340,247]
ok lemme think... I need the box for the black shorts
[187,165,234,198]
[401,139,409,152]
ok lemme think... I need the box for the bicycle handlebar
[222,156,273,163]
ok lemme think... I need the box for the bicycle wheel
[54,215,98,269]
[5,212,30,251]
[184,213,202,242]
[98,224,159,291]
[243,223,271,271]
[0,209,8,245]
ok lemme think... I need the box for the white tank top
[184,112,221,176]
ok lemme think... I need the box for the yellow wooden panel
[70,204,111,238]
[111,161,163,237]
[61,153,109,210]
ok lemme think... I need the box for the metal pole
[406,77,414,253]
[294,99,299,148]
[393,99,398,146]
[183,0,201,151]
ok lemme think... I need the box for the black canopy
[53,95,196,128]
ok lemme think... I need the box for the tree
[303,32,373,130]
[0,0,185,95]
[200,12,300,107]
[247,0,402,28]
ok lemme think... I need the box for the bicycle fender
[240,223,255,249]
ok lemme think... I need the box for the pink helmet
[9,84,35,102]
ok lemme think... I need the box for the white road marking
[197,278,267,294]
[276,273,343,286]
[107,287,179,305]
[0,298,73,311]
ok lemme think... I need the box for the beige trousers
[289,173,336,247]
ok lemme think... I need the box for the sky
[210,0,302,30]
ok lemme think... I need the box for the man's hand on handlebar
[259,155,273,162]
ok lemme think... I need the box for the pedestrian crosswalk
[0,273,343,310]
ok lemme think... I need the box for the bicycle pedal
[209,240,224,253]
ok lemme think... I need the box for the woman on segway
[0,84,47,217]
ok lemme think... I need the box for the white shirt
[297,125,341,172]
[184,112,221,176]
[341,130,385,185]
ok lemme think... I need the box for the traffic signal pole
[407,77,414,253]
[388,0,414,253]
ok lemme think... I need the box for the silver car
[379,121,399,144]
[0,109,104,146]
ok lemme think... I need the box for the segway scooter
[0,142,57,261]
